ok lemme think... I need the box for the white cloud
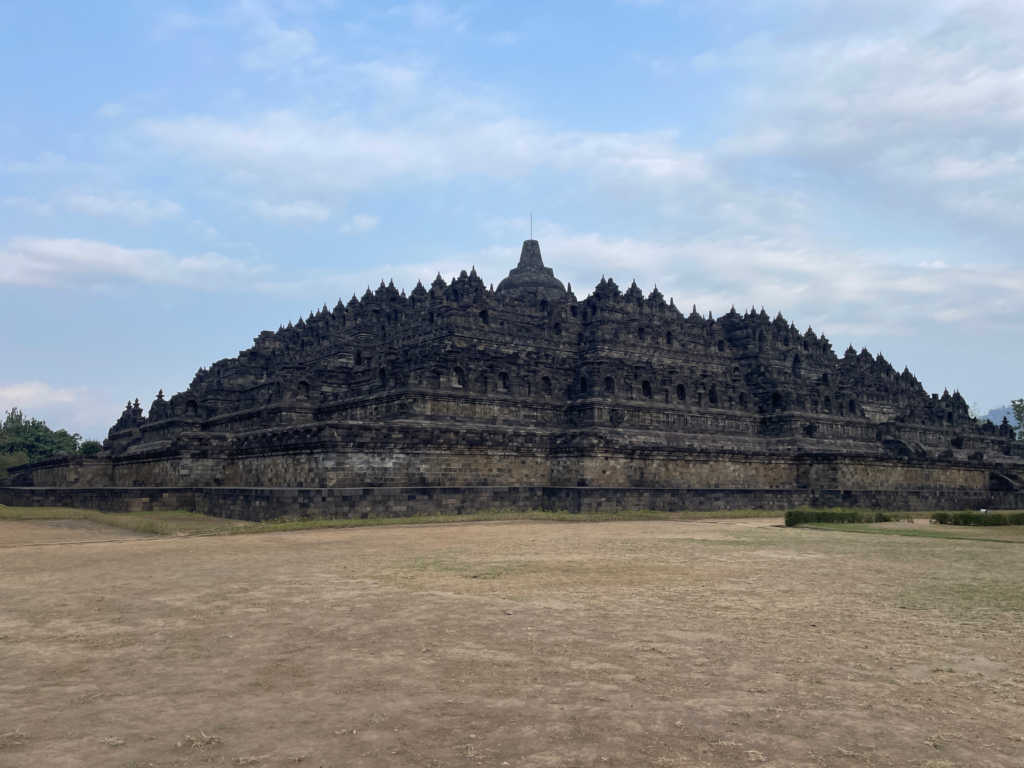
[0,381,84,408]
[339,213,379,233]
[0,382,123,437]
[241,22,317,70]
[632,54,678,77]
[157,11,206,32]
[0,151,79,175]
[252,199,330,222]
[931,154,1022,181]
[229,0,319,71]
[2,190,182,224]
[701,3,1024,230]
[0,196,53,216]
[156,1,319,72]
[62,192,184,225]
[496,228,1024,344]
[129,6,710,210]
[250,256,470,300]
[98,102,126,119]
[187,219,222,240]
[389,2,465,30]
[351,59,426,90]
[0,237,271,291]
[140,111,710,195]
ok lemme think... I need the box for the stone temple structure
[4,240,1022,517]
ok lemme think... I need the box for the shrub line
[931,511,1024,526]
[784,507,913,527]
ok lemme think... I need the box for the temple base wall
[7,442,998,493]
[1,485,1020,519]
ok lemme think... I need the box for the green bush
[931,511,1024,526]
[785,507,914,527]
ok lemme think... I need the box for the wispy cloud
[156,0,321,72]
[701,2,1024,230]
[139,111,710,196]
[339,213,379,233]
[238,14,317,70]
[0,381,122,436]
[98,102,127,119]
[2,190,182,224]
[0,196,53,216]
[0,237,271,291]
[0,151,84,175]
[62,192,184,224]
[0,381,84,407]
[487,227,1024,344]
[388,2,466,30]
[252,199,330,222]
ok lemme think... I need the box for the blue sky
[2,0,1022,439]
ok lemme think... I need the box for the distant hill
[986,406,1019,427]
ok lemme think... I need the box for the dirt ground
[1,516,1023,768]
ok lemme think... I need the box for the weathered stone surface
[2,485,1020,518]
[5,239,1022,513]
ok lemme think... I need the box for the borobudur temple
[4,240,1022,517]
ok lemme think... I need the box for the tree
[0,407,82,462]
[0,450,30,481]
[1012,398,1024,437]
[79,440,103,456]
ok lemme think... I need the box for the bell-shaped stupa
[495,240,566,301]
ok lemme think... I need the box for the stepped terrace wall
[6,421,995,494]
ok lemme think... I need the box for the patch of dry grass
[230,507,783,534]
[0,507,247,536]
[178,731,221,750]
[0,728,28,748]
[0,505,782,538]
[0,506,166,534]
[2,516,1023,767]
[802,521,1024,543]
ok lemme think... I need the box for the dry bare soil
[2,514,1023,768]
